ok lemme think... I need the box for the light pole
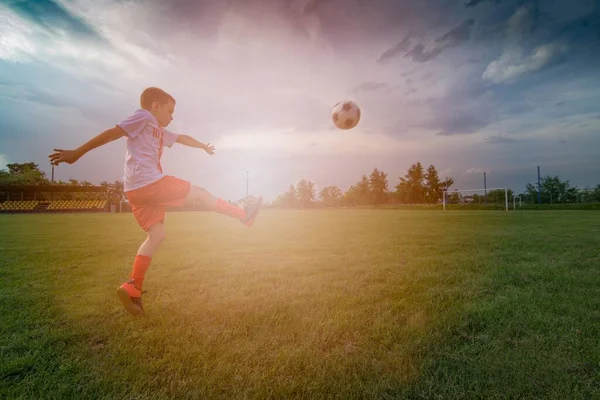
[51,164,55,201]
[246,171,249,197]
[484,171,487,205]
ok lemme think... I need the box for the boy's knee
[188,185,217,208]
[189,186,208,199]
[147,224,166,244]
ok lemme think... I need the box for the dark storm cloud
[424,77,497,136]
[436,18,476,47]
[1,0,105,42]
[556,4,600,43]
[378,37,412,63]
[465,0,502,7]
[380,19,475,63]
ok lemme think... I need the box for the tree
[369,168,389,205]
[397,162,425,204]
[524,175,578,204]
[447,189,461,204]
[0,162,49,185]
[274,184,298,208]
[343,185,359,206]
[296,179,316,208]
[394,180,409,204]
[424,164,441,203]
[100,180,125,202]
[472,189,513,205]
[439,177,455,201]
[319,185,343,207]
[356,174,371,205]
[591,185,600,202]
[578,185,600,203]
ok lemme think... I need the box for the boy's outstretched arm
[175,134,215,155]
[49,126,126,166]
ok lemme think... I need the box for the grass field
[1,210,599,399]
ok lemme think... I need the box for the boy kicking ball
[49,87,262,316]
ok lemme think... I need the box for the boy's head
[140,87,175,127]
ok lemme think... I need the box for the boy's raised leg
[187,185,262,226]
[240,196,263,227]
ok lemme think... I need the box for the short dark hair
[140,87,175,110]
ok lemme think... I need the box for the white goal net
[443,188,509,211]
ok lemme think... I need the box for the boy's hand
[48,149,83,166]
[175,135,215,155]
[203,143,215,155]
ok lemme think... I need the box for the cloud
[466,167,484,174]
[215,127,411,156]
[433,109,494,135]
[3,0,104,42]
[483,41,570,84]
[378,36,412,63]
[465,0,502,7]
[0,3,171,86]
[302,0,335,14]
[0,79,128,125]
[2,0,600,200]
[436,18,476,48]
[411,18,475,62]
[380,19,475,63]
[419,73,497,136]
[484,135,518,144]
[506,4,538,41]
[482,5,573,84]
[353,81,389,93]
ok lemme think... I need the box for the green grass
[1,210,599,399]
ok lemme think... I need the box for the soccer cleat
[117,279,144,316]
[241,196,263,227]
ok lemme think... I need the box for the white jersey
[117,109,179,192]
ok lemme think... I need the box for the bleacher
[0,200,107,213]
[0,200,39,211]
[0,184,111,213]
[46,200,107,211]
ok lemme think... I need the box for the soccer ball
[332,100,360,130]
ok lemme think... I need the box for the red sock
[130,255,151,291]
[215,198,245,219]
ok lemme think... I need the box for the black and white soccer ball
[332,100,360,130]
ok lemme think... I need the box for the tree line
[273,163,600,208]
[274,162,456,207]
[0,162,124,201]
[1,161,600,206]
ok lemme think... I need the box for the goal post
[443,188,509,211]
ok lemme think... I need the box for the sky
[1,0,599,202]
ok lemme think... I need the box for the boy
[49,87,262,316]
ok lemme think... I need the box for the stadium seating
[0,200,39,211]
[0,200,107,212]
[46,200,107,211]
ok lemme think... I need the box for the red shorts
[125,176,191,231]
